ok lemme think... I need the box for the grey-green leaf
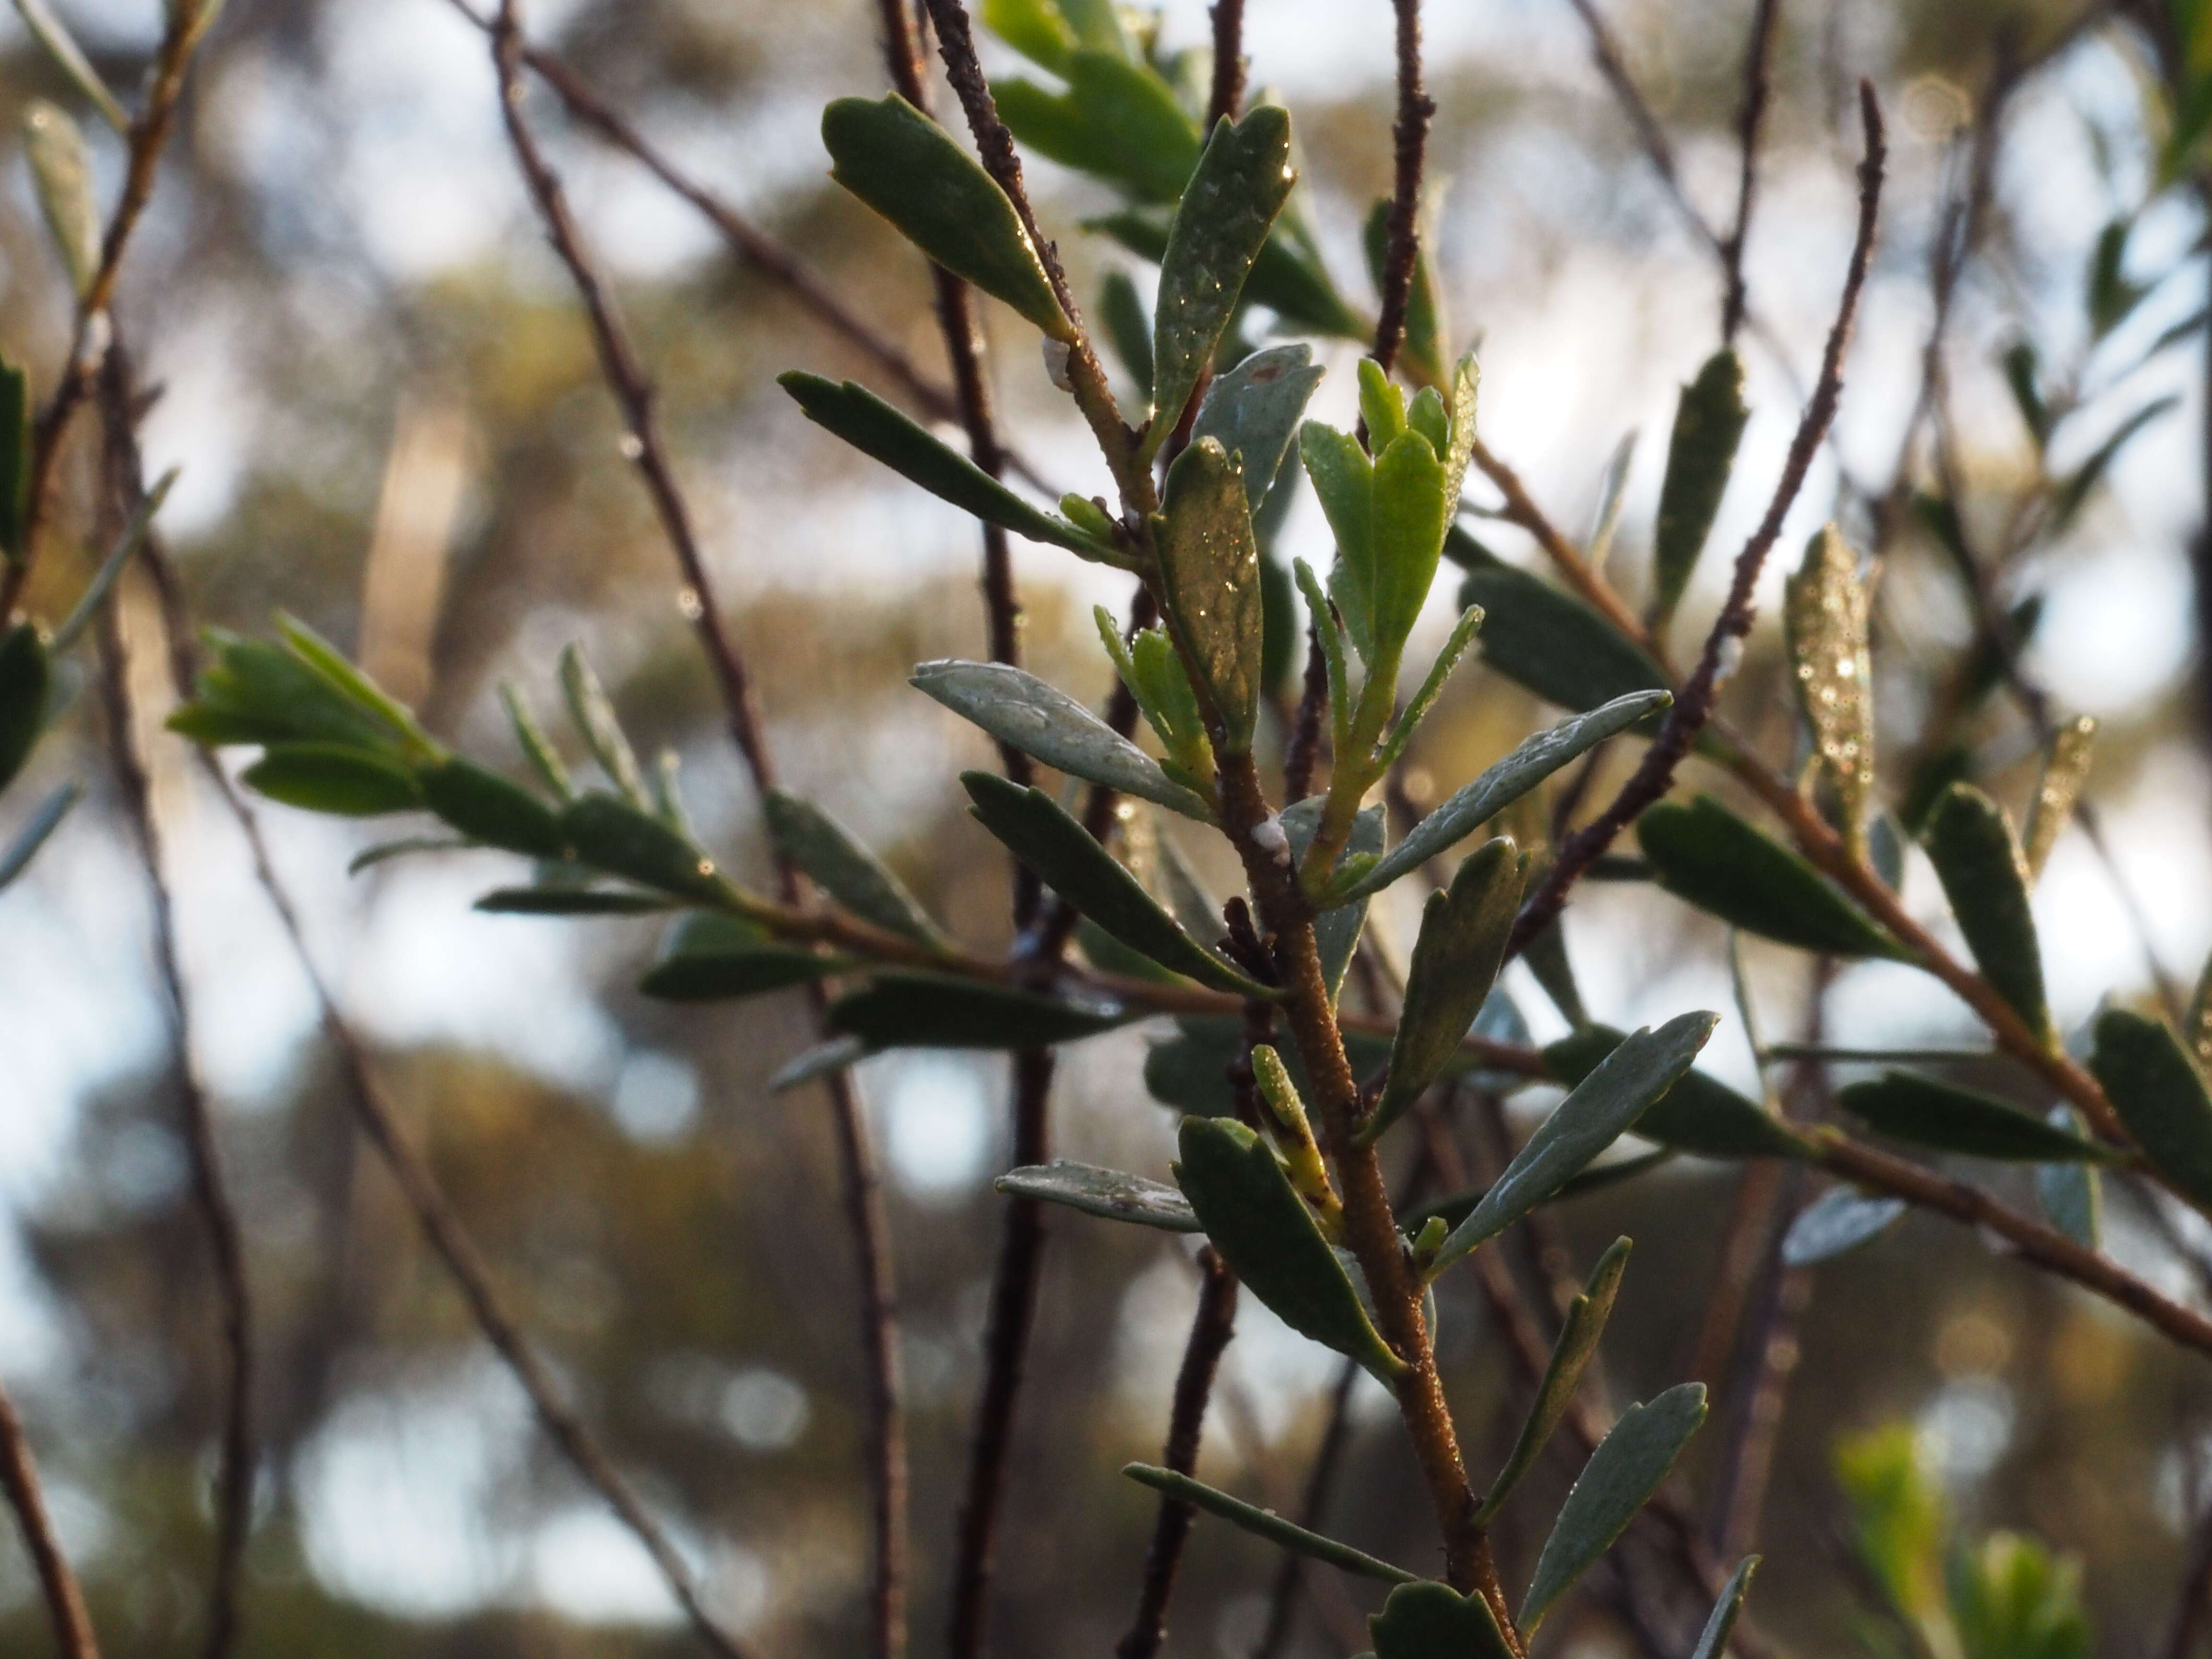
[1365,840,1522,1144]
[638,912,845,1001]
[1157,438,1265,753]
[1520,1382,1708,1630]
[1437,1012,1720,1269]
[1923,783,2049,1040]
[962,771,1266,995]
[821,94,1070,337]
[1280,797,1382,999]
[1347,691,1672,899]
[23,100,99,298]
[1840,1072,2117,1163]
[559,644,647,805]
[1123,1464,1417,1585]
[911,659,1215,821]
[830,972,1136,1050]
[1639,796,1907,959]
[1455,539,1670,713]
[0,778,78,891]
[11,0,127,132]
[1192,344,1323,512]
[1690,1557,1760,1659]
[1175,1115,1404,1379]
[1651,350,1749,625]
[2037,1106,2103,1247]
[1543,1026,1811,1160]
[1479,1238,1631,1525]
[765,788,946,948]
[2092,1009,2212,1211]
[1370,1581,1516,1659]
[995,1162,1200,1231]
[1780,1187,1906,1267]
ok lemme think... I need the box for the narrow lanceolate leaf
[0,622,51,791]
[1839,1073,2117,1163]
[1784,525,1875,838]
[962,772,1267,995]
[1639,797,1906,960]
[0,357,30,563]
[11,0,128,132]
[2193,953,2212,1079]
[1923,784,2049,1041]
[995,53,1199,205]
[638,912,845,1001]
[0,778,79,891]
[1122,1465,1418,1585]
[560,793,731,906]
[1370,429,1452,660]
[1348,691,1672,899]
[981,0,1080,73]
[1145,106,1296,452]
[1780,1187,1906,1267]
[244,744,423,817]
[1437,1012,1720,1270]
[474,887,670,915]
[22,100,99,297]
[995,1162,1201,1231]
[1192,344,1323,512]
[764,789,946,948]
[417,758,566,860]
[1455,541,1670,714]
[1690,1558,1761,1659]
[769,1035,868,1093]
[1520,1382,1708,1631]
[49,469,178,652]
[821,94,1070,338]
[910,659,1215,821]
[2038,1107,2103,1248]
[1651,350,1750,625]
[2092,1009,2212,1212]
[1443,352,1481,515]
[1157,439,1264,752]
[830,972,1136,1049]
[778,375,1111,559]
[2023,715,2096,881]
[1364,840,1522,1144]
[1175,1116,1405,1379]
[1369,1581,1516,1659]
[1544,1026,1811,1160]
[1479,1238,1632,1524]
[558,644,647,805]
[1302,423,1378,663]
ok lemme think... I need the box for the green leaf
[0,778,78,891]
[244,744,424,817]
[1361,200,1450,392]
[961,771,1267,995]
[1436,1012,1719,1270]
[2003,340,2050,449]
[1783,526,1876,839]
[1376,603,1484,775]
[1922,784,2049,1040]
[822,94,1070,337]
[0,356,29,564]
[1086,209,1365,339]
[994,53,1200,205]
[1157,438,1264,752]
[348,836,468,874]
[500,683,573,802]
[829,971,1136,1049]
[994,1161,1201,1231]
[1638,796,1907,959]
[557,643,647,803]
[0,622,51,792]
[1302,423,1379,663]
[1279,797,1383,1000]
[2190,950,2212,1080]
[1364,840,1522,1144]
[638,912,843,1000]
[1478,1238,1632,1525]
[778,374,1113,559]
[10,0,127,132]
[2092,1009,2212,1211]
[276,615,432,753]
[1840,1072,2117,1163]
[49,469,178,653]
[1369,429,1451,661]
[764,789,946,948]
[172,633,406,754]
[1192,345,1323,513]
[1175,1115,1404,1378]
[1099,268,1154,398]
[1122,1464,1417,1584]
[23,100,100,297]
[2037,1106,2103,1247]
[1369,1581,1515,1659]
[1947,1534,2092,1659]
[910,658,1215,821]
[1454,540,1671,714]
[1403,1151,1675,1234]
[1442,353,1480,515]
[560,793,731,905]
[1651,350,1749,625]
[1345,690,1671,899]
[417,758,566,859]
[1690,1558,1761,1659]
[982,0,1078,72]
[2023,716,2097,882]
[1780,1187,1906,1266]
[474,887,673,915]
[1520,1382,1708,1631]
[1543,1025,1811,1159]
[1146,106,1297,451]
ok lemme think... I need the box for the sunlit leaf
[1783,525,1875,840]
[1690,1557,1761,1659]
[1191,345,1323,513]
[995,52,1199,204]
[995,1162,1200,1231]
[1157,438,1265,753]
[11,0,127,132]
[2022,716,2096,882]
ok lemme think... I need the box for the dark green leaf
[1122,1464,1417,1584]
[1437,1012,1719,1269]
[1147,107,1297,451]
[1346,691,1671,899]
[1651,350,1749,625]
[244,744,423,817]
[829,971,1136,1049]
[1402,1151,1675,1234]
[1365,840,1522,1143]
[1780,1187,1905,1266]
[0,356,28,563]
[1923,784,2048,1038]
[171,633,403,754]
[1085,209,1366,338]
[637,911,845,1001]
[278,614,430,753]
[0,778,78,890]
[778,374,1108,557]
[0,622,50,791]
[2093,1009,2212,1210]
[765,788,946,948]
[1157,438,1264,752]
[1454,538,1670,714]
[474,887,672,915]
[1175,1115,1404,1378]
[1524,915,1587,1027]
[994,53,1199,204]
[1369,1582,1515,1659]
[962,772,1266,995]
[1638,796,1906,959]
[1479,1238,1631,1524]
[2189,950,2212,1079]
[348,837,469,874]
[1520,1382,1708,1630]
[911,659,1215,821]
[1840,1072,2116,1163]
[822,94,1070,337]
[995,1162,1200,1231]
[1543,1026,1811,1159]
[417,758,566,859]
[2037,1106,2103,1247]
[1280,797,1383,999]
[560,793,732,905]
[1690,1558,1760,1659]
[1099,268,1154,398]
[1192,345,1323,513]
[2003,340,2049,448]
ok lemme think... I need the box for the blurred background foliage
[4,0,2212,1654]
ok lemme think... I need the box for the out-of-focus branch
[1719,0,1781,344]
[1207,0,1249,128]
[1373,0,1437,372]
[0,1380,101,1659]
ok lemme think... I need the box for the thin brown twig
[1373,0,1437,373]
[1719,0,1781,344]
[0,1378,101,1659]
[1207,0,1249,129]
[1283,624,1330,801]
